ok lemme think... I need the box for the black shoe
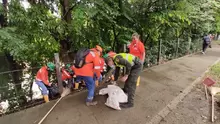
[120,103,134,108]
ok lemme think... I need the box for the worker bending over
[104,52,142,108]
[35,62,55,103]
[74,46,101,106]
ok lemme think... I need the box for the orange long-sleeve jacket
[129,39,145,61]
[100,58,105,72]
[35,66,50,86]
[74,51,101,78]
[61,68,72,81]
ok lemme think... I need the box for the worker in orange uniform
[128,33,145,86]
[91,45,103,87]
[61,65,73,88]
[74,46,102,106]
[95,57,105,86]
[73,45,103,89]
[35,62,55,103]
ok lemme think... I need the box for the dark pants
[124,60,142,105]
[203,43,209,52]
[114,66,120,81]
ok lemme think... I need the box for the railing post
[188,36,191,54]
[175,38,179,58]
[157,39,162,65]
[54,53,63,94]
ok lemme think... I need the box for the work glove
[120,75,128,82]
[48,83,52,87]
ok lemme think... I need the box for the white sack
[0,100,9,114]
[99,85,128,110]
[32,80,43,100]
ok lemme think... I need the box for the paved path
[159,84,220,124]
[0,45,219,124]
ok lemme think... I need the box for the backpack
[73,48,90,68]
[203,36,210,44]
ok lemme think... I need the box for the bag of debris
[0,100,9,114]
[99,88,109,95]
[99,85,128,110]
[47,83,60,99]
[105,96,121,110]
[32,80,43,100]
[107,85,127,103]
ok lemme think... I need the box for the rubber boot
[136,76,140,86]
[74,83,79,90]
[43,95,49,103]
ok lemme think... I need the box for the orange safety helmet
[95,45,103,52]
[107,51,116,58]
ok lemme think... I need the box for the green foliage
[208,62,220,86]
[1,0,218,66]
[0,1,60,65]
[210,63,220,78]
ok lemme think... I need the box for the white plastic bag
[99,85,128,110]
[99,88,109,95]
[32,80,43,100]
[107,85,127,103]
[0,100,9,114]
[105,96,121,110]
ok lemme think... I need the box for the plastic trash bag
[105,96,121,110]
[32,80,43,100]
[99,88,109,95]
[99,85,128,110]
[0,100,9,114]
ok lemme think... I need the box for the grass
[207,62,220,87]
[214,40,220,44]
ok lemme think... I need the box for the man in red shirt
[128,33,145,86]
[35,62,55,103]
[61,66,73,88]
[74,46,102,106]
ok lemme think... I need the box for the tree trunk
[0,0,7,27]
[28,0,37,4]
[59,0,72,61]
[112,25,118,51]
[61,0,72,23]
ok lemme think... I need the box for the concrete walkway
[0,45,220,124]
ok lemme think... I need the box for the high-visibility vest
[113,53,136,68]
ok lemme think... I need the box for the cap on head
[96,45,103,52]
[106,51,116,58]
[47,62,55,71]
[65,64,71,69]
